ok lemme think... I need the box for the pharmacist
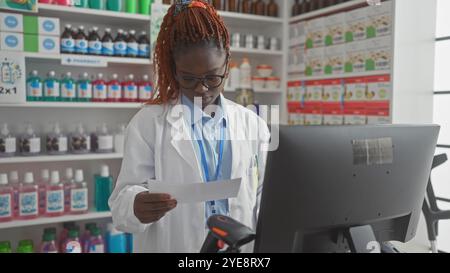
[108,0,270,253]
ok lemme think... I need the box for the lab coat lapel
[224,98,245,179]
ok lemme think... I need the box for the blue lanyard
[193,121,225,182]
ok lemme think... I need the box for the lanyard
[192,120,225,182]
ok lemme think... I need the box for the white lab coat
[108,95,270,253]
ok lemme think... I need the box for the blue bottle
[94,165,113,212]
[105,223,127,253]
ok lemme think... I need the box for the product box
[306,47,324,76]
[289,21,307,47]
[325,13,345,46]
[0,0,37,12]
[23,15,38,35]
[305,80,323,108]
[287,81,304,103]
[39,35,60,54]
[322,79,344,107]
[366,1,392,38]
[345,8,367,42]
[366,107,390,125]
[0,12,23,33]
[306,17,325,49]
[365,75,391,102]
[0,32,23,51]
[343,108,367,125]
[323,107,344,125]
[344,77,367,106]
[304,107,323,126]
[294,46,306,74]
[366,36,392,71]
[324,44,345,75]
[345,40,367,73]
[38,17,60,36]
[24,33,38,52]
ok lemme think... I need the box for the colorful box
[344,77,367,107]
[366,107,390,125]
[325,13,345,46]
[345,8,367,42]
[305,80,323,108]
[322,79,344,107]
[366,1,392,39]
[38,17,60,36]
[23,15,38,34]
[323,108,344,125]
[345,41,367,73]
[344,108,367,125]
[306,17,325,49]
[0,12,23,33]
[0,0,37,12]
[366,36,392,71]
[24,33,38,52]
[39,35,59,54]
[306,47,324,76]
[304,107,323,126]
[0,32,23,51]
[365,75,391,102]
[325,44,345,75]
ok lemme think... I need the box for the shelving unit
[0,153,123,164]
[289,71,392,81]
[0,102,143,109]
[24,52,152,66]
[289,0,369,23]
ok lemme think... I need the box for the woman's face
[174,46,228,109]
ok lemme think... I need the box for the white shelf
[0,102,143,109]
[0,153,123,164]
[289,0,369,23]
[231,47,283,56]
[38,3,150,27]
[24,52,152,66]
[0,211,112,230]
[224,88,282,94]
[288,70,392,81]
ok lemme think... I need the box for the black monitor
[254,125,440,253]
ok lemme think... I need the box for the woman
[108,0,270,253]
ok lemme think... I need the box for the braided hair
[149,0,230,105]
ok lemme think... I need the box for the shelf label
[61,55,107,67]
[0,52,26,104]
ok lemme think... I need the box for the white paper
[147,178,242,204]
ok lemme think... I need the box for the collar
[181,93,228,128]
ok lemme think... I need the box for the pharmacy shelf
[288,70,392,81]
[0,102,143,109]
[24,52,153,66]
[0,211,112,230]
[231,47,283,56]
[0,153,123,164]
[37,3,150,27]
[289,0,369,23]
[224,87,282,94]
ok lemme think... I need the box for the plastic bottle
[0,123,16,157]
[71,169,88,214]
[87,227,105,253]
[55,0,71,5]
[121,74,138,102]
[139,0,152,15]
[61,72,77,102]
[26,70,43,102]
[228,62,240,90]
[138,75,152,102]
[137,31,150,59]
[61,24,75,54]
[63,168,75,213]
[81,222,97,253]
[58,222,75,252]
[126,30,138,58]
[0,241,12,253]
[45,171,64,217]
[73,0,88,8]
[102,28,115,56]
[75,26,88,55]
[89,0,104,9]
[62,229,82,253]
[95,123,113,153]
[17,240,34,253]
[44,71,61,102]
[126,233,133,253]
[9,171,19,217]
[77,72,92,102]
[19,172,38,220]
[70,123,90,154]
[46,123,68,155]
[88,26,102,55]
[114,124,126,154]
[125,0,137,13]
[38,169,50,216]
[105,223,127,253]
[240,58,252,89]
[40,232,58,253]
[107,74,122,102]
[114,29,127,57]
[106,0,122,11]
[95,165,113,212]
[0,174,14,222]
[92,73,107,102]
[19,123,41,156]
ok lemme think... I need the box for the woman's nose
[194,81,209,94]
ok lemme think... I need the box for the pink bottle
[62,229,82,253]
[121,74,138,103]
[70,169,88,215]
[87,227,105,253]
[0,173,14,222]
[107,74,122,102]
[54,0,71,6]
[138,75,153,103]
[38,0,54,3]
[19,172,39,220]
[45,171,64,217]
[38,169,50,216]
[92,73,108,102]
[63,168,75,213]
[40,232,58,253]
[8,171,20,218]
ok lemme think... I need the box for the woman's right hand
[134,192,178,224]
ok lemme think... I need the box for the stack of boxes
[0,12,60,54]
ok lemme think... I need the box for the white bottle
[71,169,88,214]
[239,58,252,89]
[46,171,64,217]
[228,62,240,90]
[19,123,41,156]
[19,172,38,219]
[96,123,113,153]
[0,123,16,157]
[114,124,126,154]
[8,171,19,217]
[46,123,68,155]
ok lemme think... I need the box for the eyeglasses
[176,60,228,90]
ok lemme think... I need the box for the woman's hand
[134,192,178,224]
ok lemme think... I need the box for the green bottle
[26,70,43,102]
[95,164,113,212]
[77,72,92,102]
[139,0,153,15]
[61,72,77,102]
[89,0,105,10]
[0,241,11,253]
[106,0,122,12]
[125,0,137,13]
[73,0,88,8]
[17,240,34,253]
[43,71,61,102]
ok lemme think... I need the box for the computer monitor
[254,125,440,253]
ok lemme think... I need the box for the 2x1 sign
[0,52,25,104]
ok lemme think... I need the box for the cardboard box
[289,21,307,47]
[322,79,344,106]
[0,12,23,33]
[366,107,390,125]
[345,41,367,73]
[325,13,345,46]
[366,1,392,38]
[323,108,344,125]
[23,15,38,35]
[38,17,60,36]
[344,108,367,125]
[292,46,306,74]
[39,35,60,54]
[324,44,345,75]
[306,17,325,49]
[344,77,367,105]
[306,47,324,76]
[365,75,391,101]
[345,8,367,42]
[0,32,23,51]
[305,80,323,109]
[24,33,38,52]
[304,107,323,126]
[366,36,391,71]
[0,0,37,12]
